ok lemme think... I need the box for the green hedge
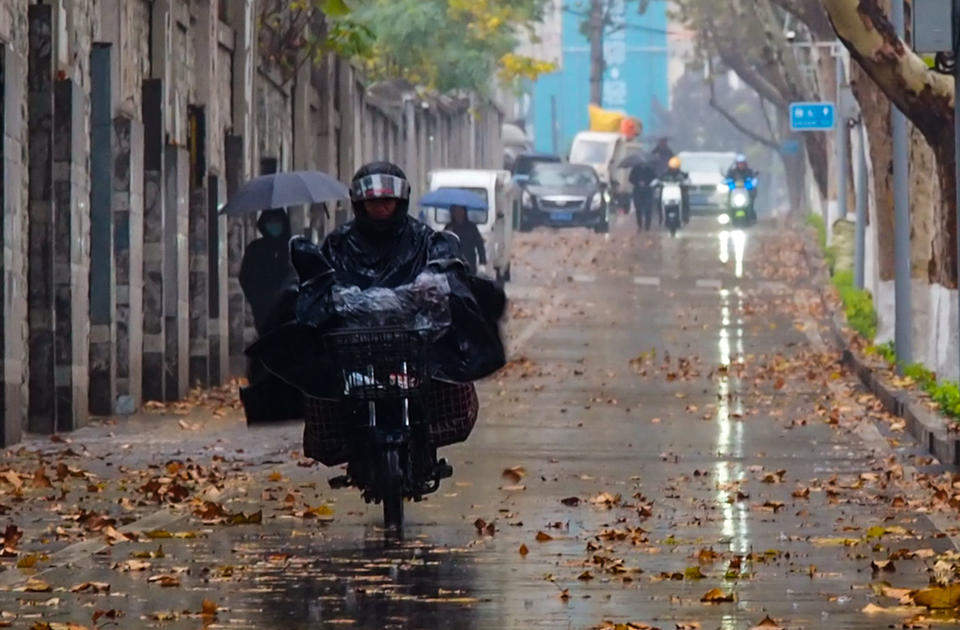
[832,270,876,340]
[865,346,960,421]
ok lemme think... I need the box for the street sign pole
[892,0,913,365]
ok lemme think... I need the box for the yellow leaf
[913,584,960,609]
[684,566,706,580]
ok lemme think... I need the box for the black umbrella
[219,170,349,215]
[618,152,652,169]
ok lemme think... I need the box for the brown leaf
[577,570,594,581]
[518,544,529,556]
[871,559,896,573]
[201,598,218,616]
[91,609,123,623]
[535,531,554,542]
[24,578,52,593]
[749,616,783,630]
[32,467,53,489]
[700,588,735,603]
[147,574,181,587]
[560,496,581,507]
[792,486,810,499]
[502,466,526,483]
[70,581,110,594]
[1,471,22,490]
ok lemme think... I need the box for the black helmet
[350,161,411,233]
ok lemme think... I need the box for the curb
[799,226,960,469]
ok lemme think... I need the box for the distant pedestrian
[445,205,487,275]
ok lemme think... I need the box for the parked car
[569,131,629,210]
[677,151,737,214]
[422,169,517,284]
[511,152,562,186]
[519,163,610,233]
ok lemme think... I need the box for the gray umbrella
[219,170,349,215]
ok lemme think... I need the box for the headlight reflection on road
[716,288,749,557]
[717,230,748,278]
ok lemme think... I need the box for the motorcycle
[720,177,757,227]
[309,326,476,535]
[657,180,684,236]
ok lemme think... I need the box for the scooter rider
[659,156,690,225]
[726,153,757,182]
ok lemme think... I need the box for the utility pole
[891,0,912,365]
[836,50,849,228]
[588,0,605,105]
[854,121,868,289]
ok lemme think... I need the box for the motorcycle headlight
[732,192,748,207]
[591,193,604,210]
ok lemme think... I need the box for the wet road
[2,214,958,629]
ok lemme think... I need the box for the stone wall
[0,0,507,446]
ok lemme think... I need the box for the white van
[569,131,630,211]
[421,169,517,284]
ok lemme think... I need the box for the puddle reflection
[717,230,748,278]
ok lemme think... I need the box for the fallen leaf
[91,609,123,623]
[70,582,110,594]
[577,570,594,581]
[536,531,554,542]
[518,544,529,556]
[147,574,181,587]
[24,578,52,593]
[749,616,783,630]
[502,466,526,483]
[913,584,960,609]
[871,559,896,573]
[560,497,581,507]
[700,588,735,603]
[201,598,217,616]
[684,566,706,580]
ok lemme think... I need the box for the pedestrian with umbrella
[220,170,349,423]
[620,153,658,231]
[419,188,489,276]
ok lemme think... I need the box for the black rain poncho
[246,215,506,400]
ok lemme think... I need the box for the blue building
[529,1,669,155]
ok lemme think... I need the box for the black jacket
[247,215,507,398]
[726,166,757,181]
[445,221,487,273]
[239,209,296,335]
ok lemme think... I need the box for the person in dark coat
[651,138,675,175]
[444,205,487,274]
[239,208,296,335]
[238,208,303,423]
[629,160,657,231]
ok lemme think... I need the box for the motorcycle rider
[629,158,658,231]
[726,153,758,220]
[726,154,757,187]
[651,138,675,175]
[659,156,691,225]
[247,160,506,418]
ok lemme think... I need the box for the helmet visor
[350,174,411,202]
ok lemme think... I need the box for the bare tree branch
[708,78,780,149]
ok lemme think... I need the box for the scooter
[310,326,477,536]
[720,177,757,228]
[657,180,684,237]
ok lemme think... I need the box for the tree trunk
[589,0,605,105]
[822,0,957,285]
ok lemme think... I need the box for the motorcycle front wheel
[381,447,404,534]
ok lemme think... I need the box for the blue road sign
[789,102,836,131]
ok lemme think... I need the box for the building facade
[0,0,504,446]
